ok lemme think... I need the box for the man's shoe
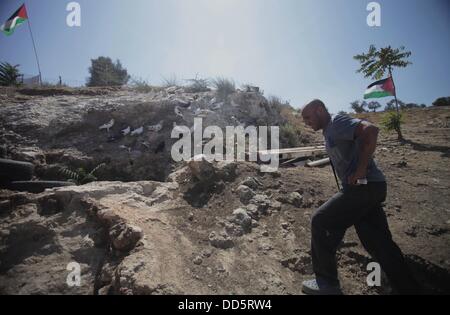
[302,279,343,295]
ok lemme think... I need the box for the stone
[209,231,234,249]
[187,156,216,182]
[237,185,256,205]
[250,194,271,215]
[278,192,303,208]
[239,177,261,190]
[231,208,252,232]
[109,223,143,251]
[193,256,203,265]
[246,204,259,220]
[215,161,238,181]
[269,200,282,211]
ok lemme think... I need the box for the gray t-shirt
[323,114,385,186]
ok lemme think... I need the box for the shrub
[60,163,106,185]
[432,97,450,107]
[130,78,154,93]
[161,74,179,87]
[87,57,130,87]
[185,75,210,93]
[0,62,22,86]
[213,77,235,101]
[381,111,403,140]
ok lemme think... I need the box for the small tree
[87,57,130,87]
[350,100,367,113]
[354,45,412,140]
[213,77,235,101]
[432,97,450,107]
[367,101,381,112]
[381,111,403,139]
[385,99,405,111]
[0,62,22,86]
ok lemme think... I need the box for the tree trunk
[389,68,404,141]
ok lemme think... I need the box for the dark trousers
[311,181,420,294]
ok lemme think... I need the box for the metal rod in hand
[330,161,341,191]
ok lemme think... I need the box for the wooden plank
[279,149,326,160]
[258,145,325,155]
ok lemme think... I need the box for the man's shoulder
[331,114,362,127]
[326,114,362,141]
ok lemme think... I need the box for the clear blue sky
[1,0,449,113]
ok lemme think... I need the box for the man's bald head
[301,99,331,131]
[303,99,328,114]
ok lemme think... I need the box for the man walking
[300,99,419,295]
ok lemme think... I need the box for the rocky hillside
[0,87,449,295]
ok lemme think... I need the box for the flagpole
[26,12,42,85]
[389,67,400,116]
[389,67,404,140]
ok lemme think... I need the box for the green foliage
[87,57,130,87]
[367,101,381,112]
[212,77,235,101]
[280,123,302,148]
[350,100,368,113]
[60,163,106,185]
[0,62,22,86]
[381,111,403,135]
[354,45,412,80]
[432,97,450,107]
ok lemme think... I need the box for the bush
[0,62,22,86]
[161,74,179,87]
[87,57,130,87]
[130,78,154,93]
[381,111,403,140]
[279,123,308,148]
[60,163,106,185]
[432,97,450,107]
[185,76,210,93]
[213,77,235,101]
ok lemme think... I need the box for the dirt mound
[0,88,449,294]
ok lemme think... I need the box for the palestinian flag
[364,76,396,99]
[1,4,28,36]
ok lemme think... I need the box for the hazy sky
[0,0,449,113]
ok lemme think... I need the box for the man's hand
[347,168,367,185]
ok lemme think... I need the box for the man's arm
[347,121,379,185]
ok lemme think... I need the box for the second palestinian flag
[1,4,28,36]
[364,76,396,99]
